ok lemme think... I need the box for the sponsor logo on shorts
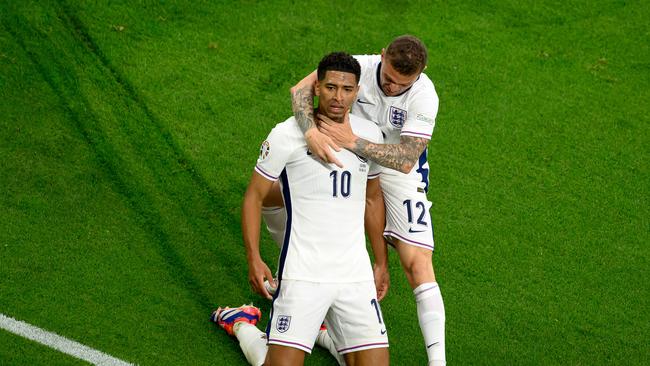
[381,328,387,335]
[408,228,426,233]
[276,315,291,333]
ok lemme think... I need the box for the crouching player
[212,52,389,366]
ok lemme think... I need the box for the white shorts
[266,280,389,354]
[380,175,435,251]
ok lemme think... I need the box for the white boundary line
[0,313,135,365]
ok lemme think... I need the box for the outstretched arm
[318,113,429,173]
[291,71,343,168]
[241,171,276,300]
[365,177,389,301]
[352,135,429,173]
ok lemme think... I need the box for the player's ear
[380,48,385,61]
[314,80,321,96]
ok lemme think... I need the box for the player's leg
[326,281,389,366]
[316,324,346,366]
[211,305,267,366]
[265,344,306,366]
[265,281,344,365]
[343,348,389,366]
[393,241,446,366]
[267,280,332,365]
[380,177,445,366]
[393,240,435,287]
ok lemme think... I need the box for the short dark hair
[385,35,428,76]
[317,52,361,84]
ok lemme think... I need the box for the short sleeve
[400,87,439,140]
[254,124,293,181]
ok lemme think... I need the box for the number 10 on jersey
[330,170,351,198]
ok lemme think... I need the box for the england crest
[389,106,407,128]
[276,315,291,333]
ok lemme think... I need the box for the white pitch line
[0,313,135,366]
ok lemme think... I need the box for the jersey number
[330,170,351,197]
[370,299,384,324]
[403,199,427,226]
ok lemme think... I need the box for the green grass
[1,0,648,365]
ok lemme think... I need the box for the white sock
[233,322,268,366]
[316,328,346,366]
[414,282,446,366]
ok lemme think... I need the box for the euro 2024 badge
[277,315,291,333]
[259,140,270,160]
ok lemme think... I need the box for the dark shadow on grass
[1,2,246,312]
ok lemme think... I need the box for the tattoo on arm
[352,136,429,173]
[292,86,315,134]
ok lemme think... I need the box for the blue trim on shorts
[416,148,429,193]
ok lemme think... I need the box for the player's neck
[314,107,344,124]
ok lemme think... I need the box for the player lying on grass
[212,52,389,366]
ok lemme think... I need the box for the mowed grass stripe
[1,2,257,363]
[3,3,217,311]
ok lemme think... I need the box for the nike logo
[357,98,373,105]
[427,342,439,349]
[380,329,387,335]
[408,228,426,233]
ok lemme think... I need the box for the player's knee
[403,257,434,285]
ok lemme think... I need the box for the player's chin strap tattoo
[292,84,316,133]
[352,135,429,174]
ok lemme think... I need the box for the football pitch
[1,1,648,365]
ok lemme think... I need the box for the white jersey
[353,54,439,193]
[255,114,383,283]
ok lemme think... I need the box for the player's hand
[373,263,390,301]
[248,258,275,300]
[305,127,343,168]
[317,113,357,150]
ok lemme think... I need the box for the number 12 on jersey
[403,199,428,226]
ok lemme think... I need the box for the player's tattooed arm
[291,70,343,167]
[291,84,316,133]
[352,135,429,173]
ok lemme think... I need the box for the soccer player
[214,52,389,366]
[290,35,446,366]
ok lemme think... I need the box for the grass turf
[1,0,648,364]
